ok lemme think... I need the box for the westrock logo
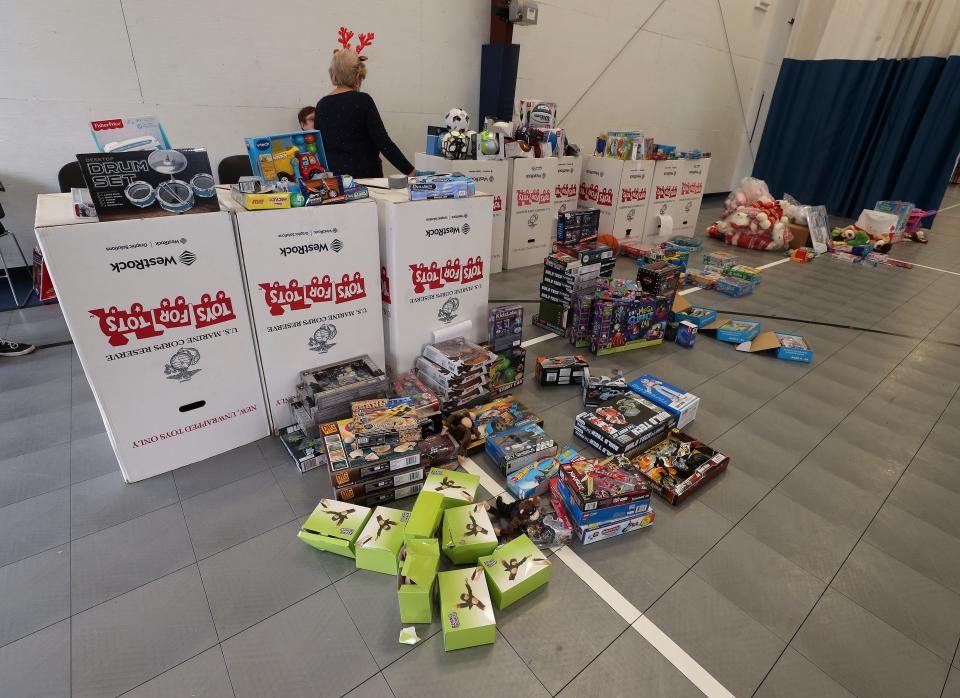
[279,239,343,256]
[110,250,196,273]
[179,250,196,265]
[425,224,467,237]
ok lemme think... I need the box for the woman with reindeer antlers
[314,27,416,179]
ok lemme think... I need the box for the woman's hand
[407,169,416,177]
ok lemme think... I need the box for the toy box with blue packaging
[486,423,558,475]
[670,295,717,327]
[714,275,756,298]
[572,507,655,545]
[676,321,697,348]
[555,476,650,526]
[409,174,476,201]
[736,331,813,363]
[628,374,699,429]
[244,130,329,194]
[506,446,581,499]
[701,318,761,344]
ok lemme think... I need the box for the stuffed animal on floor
[831,225,871,246]
[442,408,480,462]
[707,199,793,250]
[488,495,542,540]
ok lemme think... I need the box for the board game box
[632,428,730,504]
[574,393,674,457]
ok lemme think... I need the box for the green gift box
[479,534,552,609]
[441,503,499,564]
[421,468,480,509]
[355,506,410,574]
[404,490,445,542]
[297,498,373,558]
[397,538,440,624]
[438,566,496,651]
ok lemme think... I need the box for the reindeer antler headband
[336,26,375,60]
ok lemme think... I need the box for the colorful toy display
[505,447,580,499]
[633,429,730,505]
[581,367,629,408]
[244,130,329,194]
[486,423,558,475]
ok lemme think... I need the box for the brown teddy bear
[443,408,480,462]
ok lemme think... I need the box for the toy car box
[628,375,699,429]
[573,394,675,457]
[479,534,552,610]
[355,506,411,574]
[398,539,440,624]
[245,130,329,195]
[636,261,680,297]
[438,567,496,651]
[297,498,373,558]
[408,174,476,201]
[555,476,649,526]
[441,503,499,564]
[581,367,630,408]
[536,355,589,385]
[505,447,581,499]
[736,331,813,363]
[632,428,730,504]
[421,467,480,509]
[467,395,543,452]
[486,423,559,475]
[558,455,651,512]
[700,318,761,344]
[404,490,445,542]
[571,508,655,545]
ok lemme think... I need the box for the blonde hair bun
[329,49,367,88]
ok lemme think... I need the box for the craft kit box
[415,154,509,272]
[298,498,373,558]
[479,534,552,609]
[439,567,497,651]
[219,194,384,429]
[504,157,559,269]
[34,194,269,482]
[674,158,711,234]
[420,467,480,509]
[355,506,410,574]
[441,503,499,564]
[578,155,653,241]
[370,187,492,376]
[628,375,699,429]
[398,539,440,624]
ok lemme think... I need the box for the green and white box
[297,498,373,558]
[404,490,445,542]
[439,567,497,651]
[441,503,499,564]
[421,467,480,509]
[355,506,410,574]
[398,538,440,624]
[479,534,552,609]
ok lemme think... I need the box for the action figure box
[505,446,581,499]
[581,367,630,408]
[488,304,524,352]
[355,506,411,574]
[421,338,497,375]
[398,539,440,624]
[467,395,543,451]
[487,346,526,398]
[441,503,499,564]
[438,567,496,651]
[736,331,813,363]
[676,321,698,348]
[404,490,445,542]
[536,355,589,385]
[572,508,655,545]
[334,466,430,505]
[700,318,761,344]
[573,393,675,457]
[486,423,559,475]
[391,373,440,421]
[555,476,649,526]
[636,261,680,297]
[479,534,552,610]
[421,467,480,509]
[628,375,699,429]
[558,454,651,512]
[279,424,328,473]
[297,498,373,558]
[633,428,730,505]
[349,398,421,448]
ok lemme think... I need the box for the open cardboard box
[441,503,499,564]
[355,506,410,574]
[737,331,813,363]
[397,539,440,624]
[670,294,718,328]
[298,499,373,558]
[700,317,761,344]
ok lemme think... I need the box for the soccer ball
[444,107,470,130]
[528,102,555,127]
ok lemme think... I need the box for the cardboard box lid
[400,538,440,587]
[480,534,551,592]
[672,294,693,314]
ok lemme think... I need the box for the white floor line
[756,256,791,271]
[521,332,559,348]
[460,458,734,697]
[936,200,960,213]
[888,259,960,276]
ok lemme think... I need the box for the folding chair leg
[0,246,20,308]
[9,231,28,268]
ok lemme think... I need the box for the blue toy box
[244,130,329,195]
[505,447,581,499]
[555,478,650,526]
[701,318,761,344]
[408,174,476,201]
[486,423,558,475]
[670,299,717,328]
[628,374,699,429]
[736,331,813,363]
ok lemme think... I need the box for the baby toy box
[244,130,329,195]
[355,506,410,574]
[479,534,552,609]
[298,499,373,558]
[439,567,496,650]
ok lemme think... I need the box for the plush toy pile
[707,177,795,251]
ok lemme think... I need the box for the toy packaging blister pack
[244,130,329,195]
[627,374,699,429]
[486,423,559,475]
[298,498,373,558]
[573,393,675,457]
[632,428,730,504]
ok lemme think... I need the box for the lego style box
[504,157,559,269]
[34,194,269,483]
[221,194,384,430]
[578,156,653,242]
[370,187,493,376]
[439,567,496,651]
[415,154,509,273]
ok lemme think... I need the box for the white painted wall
[0,0,488,258]
[512,0,798,194]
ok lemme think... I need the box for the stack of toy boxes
[486,423,559,476]
[627,375,699,429]
[534,242,615,336]
[486,305,526,399]
[555,207,600,245]
[296,356,389,431]
[415,338,497,411]
[702,250,737,276]
[573,392,674,457]
[466,395,545,452]
[581,368,630,408]
[554,458,654,544]
[589,280,671,355]
[391,373,440,424]
[298,498,373,557]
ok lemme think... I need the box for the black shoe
[0,340,36,357]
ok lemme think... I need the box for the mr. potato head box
[34,194,268,482]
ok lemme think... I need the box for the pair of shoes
[0,339,36,357]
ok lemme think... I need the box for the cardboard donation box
[553,156,582,232]
[34,194,269,482]
[479,533,551,609]
[221,194,385,429]
[642,160,682,245]
[415,154,509,273]
[504,157,559,269]
[371,188,493,376]
[674,158,710,234]
[578,155,653,242]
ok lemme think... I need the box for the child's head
[298,106,315,130]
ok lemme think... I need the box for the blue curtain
[753,56,960,223]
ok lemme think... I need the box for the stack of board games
[391,373,440,423]
[631,428,730,504]
[554,457,655,544]
[533,243,615,336]
[415,338,497,410]
[702,250,737,276]
[465,395,544,452]
[348,398,420,448]
[573,393,674,457]
[296,356,388,431]
[555,207,600,245]
[485,423,558,475]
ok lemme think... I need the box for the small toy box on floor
[298,499,373,558]
[486,423,559,475]
[736,331,813,363]
[633,428,730,505]
[670,295,717,328]
[439,567,497,651]
[555,477,650,527]
[558,455,651,513]
[506,447,580,499]
[479,534,552,609]
[536,355,589,385]
[441,503,499,564]
[573,393,674,457]
[581,367,630,408]
[404,491,445,542]
[398,539,440,624]
[628,375,699,429]
[420,467,480,509]
[355,506,410,574]
[572,508,655,545]
[700,318,761,344]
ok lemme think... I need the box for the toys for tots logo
[681,181,703,196]
[258,272,367,316]
[578,182,613,207]
[655,184,678,201]
[409,257,483,293]
[89,291,236,347]
[555,183,577,199]
[515,188,550,207]
[620,187,647,203]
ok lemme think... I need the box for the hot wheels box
[573,393,674,457]
[581,367,630,408]
[628,375,699,429]
[736,331,813,363]
[632,428,730,504]
[505,446,580,499]
[558,454,650,512]
[572,508,655,545]
[701,318,761,344]
[486,423,558,475]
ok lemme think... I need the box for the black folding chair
[217,155,253,185]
